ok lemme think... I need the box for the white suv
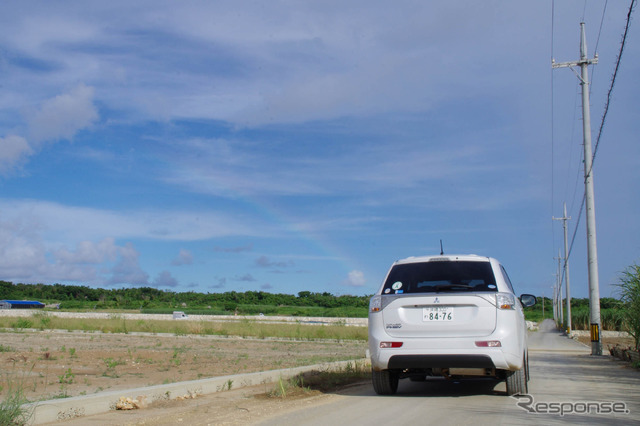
[368,254,536,396]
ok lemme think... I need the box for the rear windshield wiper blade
[433,284,474,292]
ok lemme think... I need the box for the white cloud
[55,238,119,265]
[0,135,32,174]
[0,198,284,286]
[0,215,48,280]
[0,199,267,245]
[152,270,179,288]
[107,243,149,286]
[27,84,98,143]
[0,85,98,173]
[255,256,294,269]
[344,270,366,287]
[0,214,147,286]
[0,3,544,127]
[171,248,193,266]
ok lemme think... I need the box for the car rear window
[381,260,497,294]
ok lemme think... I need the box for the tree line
[0,281,370,311]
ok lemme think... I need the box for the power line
[588,0,637,179]
[594,0,609,54]
[561,0,637,276]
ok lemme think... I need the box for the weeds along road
[256,320,640,425]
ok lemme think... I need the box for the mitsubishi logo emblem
[434,297,440,304]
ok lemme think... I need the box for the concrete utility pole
[553,203,572,333]
[552,22,602,355]
[556,250,563,327]
[552,283,558,324]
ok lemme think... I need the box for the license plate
[423,307,454,322]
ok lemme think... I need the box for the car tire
[372,369,399,395]
[505,356,527,396]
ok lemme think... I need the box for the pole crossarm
[552,57,598,83]
[551,56,598,69]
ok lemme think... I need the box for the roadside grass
[267,360,370,398]
[0,386,30,425]
[0,366,35,425]
[0,314,367,341]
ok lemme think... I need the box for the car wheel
[505,356,527,396]
[372,369,399,395]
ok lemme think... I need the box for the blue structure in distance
[0,300,45,309]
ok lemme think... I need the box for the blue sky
[0,1,638,298]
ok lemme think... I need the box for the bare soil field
[0,329,367,403]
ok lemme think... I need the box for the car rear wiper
[433,284,474,292]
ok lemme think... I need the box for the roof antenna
[440,240,444,255]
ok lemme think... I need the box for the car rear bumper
[387,354,496,369]
[369,318,524,372]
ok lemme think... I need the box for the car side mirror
[520,294,537,307]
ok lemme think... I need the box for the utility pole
[552,283,557,324]
[553,203,572,333]
[552,22,602,355]
[556,250,563,327]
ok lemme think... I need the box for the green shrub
[616,262,640,350]
[10,319,32,330]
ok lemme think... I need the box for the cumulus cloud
[171,248,193,266]
[153,270,179,288]
[0,212,153,287]
[50,238,119,283]
[55,238,119,265]
[0,216,48,280]
[107,243,149,286]
[344,270,366,287]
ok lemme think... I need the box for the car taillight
[370,295,382,313]
[475,340,502,347]
[496,293,516,310]
[380,342,403,348]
